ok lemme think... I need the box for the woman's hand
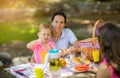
[60,47,81,57]
[60,49,70,56]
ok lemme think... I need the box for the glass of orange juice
[41,52,47,64]
[92,50,99,62]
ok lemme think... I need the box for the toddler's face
[38,28,51,43]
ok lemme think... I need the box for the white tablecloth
[5,63,76,78]
[5,58,96,78]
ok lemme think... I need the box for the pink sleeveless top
[30,40,56,63]
[101,59,120,78]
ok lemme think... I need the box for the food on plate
[79,56,91,64]
[59,58,66,67]
[75,64,89,71]
[72,57,82,65]
[72,56,91,65]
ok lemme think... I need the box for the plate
[69,67,88,73]
[69,64,89,73]
[72,56,91,65]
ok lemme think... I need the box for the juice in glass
[92,50,99,62]
[34,67,44,78]
[41,52,47,64]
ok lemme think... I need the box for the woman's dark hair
[98,23,120,76]
[51,11,67,23]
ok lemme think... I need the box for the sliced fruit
[59,58,66,67]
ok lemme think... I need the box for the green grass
[0,22,38,45]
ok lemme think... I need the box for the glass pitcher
[44,49,61,78]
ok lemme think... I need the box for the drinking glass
[34,67,44,78]
[92,50,99,62]
[81,52,87,64]
[41,52,47,64]
[68,46,76,67]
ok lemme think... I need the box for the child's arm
[96,63,110,78]
[89,65,99,73]
[30,54,36,63]
[27,39,39,49]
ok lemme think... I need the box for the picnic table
[4,57,96,78]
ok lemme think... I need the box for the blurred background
[0,0,120,70]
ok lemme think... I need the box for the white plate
[69,67,88,73]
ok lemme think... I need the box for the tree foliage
[0,0,116,8]
[0,0,46,8]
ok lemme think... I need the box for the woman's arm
[69,40,81,56]
[66,28,81,53]
[72,41,79,47]
[60,46,81,57]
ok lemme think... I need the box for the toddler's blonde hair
[39,23,51,32]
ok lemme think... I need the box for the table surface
[4,57,96,78]
[4,69,95,78]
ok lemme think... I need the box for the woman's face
[51,15,65,33]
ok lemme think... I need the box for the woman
[51,11,79,51]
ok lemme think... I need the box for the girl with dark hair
[90,23,120,78]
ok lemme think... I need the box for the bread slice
[72,57,82,65]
